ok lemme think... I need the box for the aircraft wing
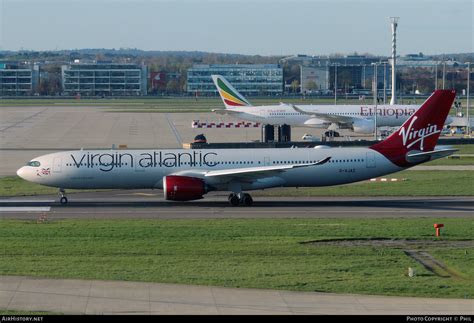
[291,104,356,124]
[212,109,243,115]
[168,157,331,183]
[204,157,331,180]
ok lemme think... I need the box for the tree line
[1,49,472,96]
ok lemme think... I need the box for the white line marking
[0,200,55,203]
[0,207,51,212]
[165,113,183,145]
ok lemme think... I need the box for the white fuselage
[231,104,419,128]
[17,147,402,191]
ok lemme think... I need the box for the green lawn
[0,176,103,197]
[0,97,369,107]
[424,156,473,166]
[423,145,474,166]
[1,96,471,105]
[0,218,472,298]
[450,144,474,155]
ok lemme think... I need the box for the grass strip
[0,218,472,298]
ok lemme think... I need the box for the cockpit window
[27,161,41,167]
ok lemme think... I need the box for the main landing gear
[228,193,253,206]
[59,188,68,205]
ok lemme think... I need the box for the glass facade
[187,64,283,96]
[0,66,36,96]
[293,56,389,92]
[61,63,147,96]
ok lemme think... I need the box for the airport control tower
[390,17,399,105]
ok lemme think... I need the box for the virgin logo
[398,116,440,150]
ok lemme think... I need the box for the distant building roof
[190,64,280,69]
[396,54,460,67]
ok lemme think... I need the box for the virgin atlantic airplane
[17,90,456,206]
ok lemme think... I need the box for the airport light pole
[362,65,366,89]
[372,63,378,105]
[435,62,438,90]
[389,17,399,105]
[468,62,471,136]
[383,62,387,104]
[372,62,378,140]
[334,63,338,105]
[442,61,446,89]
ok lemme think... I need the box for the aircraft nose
[17,166,27,180]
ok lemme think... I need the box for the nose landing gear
[228,193,253,206]
[59,188,68,205]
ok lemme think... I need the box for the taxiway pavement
[1,275,472,315]
[0,191,472,219]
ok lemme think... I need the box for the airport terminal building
[0,62,39,96]
[61,63,147,96]
[292,55,389,94]
[187,64,283,96]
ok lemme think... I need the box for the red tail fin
[370,90,456,167]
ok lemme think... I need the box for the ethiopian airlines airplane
[212,75,454,134]
[17,90,456,206]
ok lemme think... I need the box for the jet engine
[163,175,207,201]
[352,119,375,134]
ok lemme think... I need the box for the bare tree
[291,80,300,93]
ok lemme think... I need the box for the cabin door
[366,152,376,168]
[53,157,62,173]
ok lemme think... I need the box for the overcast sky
[1,0,472,56]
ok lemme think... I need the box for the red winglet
[370,90,456,167]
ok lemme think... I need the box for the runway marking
[0,200,55,203]
[0,108,49,132]
[165,113,183,145]
[0,207,51,212]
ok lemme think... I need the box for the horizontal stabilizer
[406,148,458,163]
[212,109,243,115]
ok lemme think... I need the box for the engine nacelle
[303,118,328,128]
[352,119,375,134]
[163,175,206,201]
